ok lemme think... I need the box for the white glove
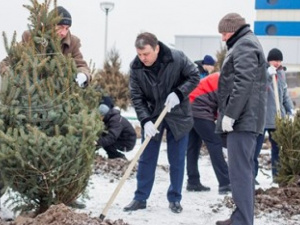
[222,115,235,132]
[288,109,296,122]
[267,66,277,75]
[164,92,180,113]
[144,121,159,138]
[76,73,87,87]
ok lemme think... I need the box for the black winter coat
[98,109,136,150]
[216,25,267,134]
[130,42,199,140]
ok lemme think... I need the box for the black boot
[123,200,146,212]
[218,184,231,195]
[186,183,210,192]
[169,201,182,213]
[216,218,232,225]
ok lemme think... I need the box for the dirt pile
[94,155,137,179]
[7,204,128,225]
[255,187,300,217]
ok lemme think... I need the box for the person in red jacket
[187,72,231,194]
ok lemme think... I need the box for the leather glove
[222,115,235,132]
[164,92,180,113]
[267,66,277,75]
[76,73,88,87]
[144,121,159,138]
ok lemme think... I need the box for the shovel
[99,106,168,220]
[272,74,281,119]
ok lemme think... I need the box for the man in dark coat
[215,13,267,225]
[123,32,199,214]
[96,104,136,159]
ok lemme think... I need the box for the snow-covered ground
[1,107,299,225]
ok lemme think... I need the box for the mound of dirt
[8,204,128,225]
[255,187,300,218]
[94,155,137,179]
[212,186,300,220]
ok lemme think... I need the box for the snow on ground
[77,144,299,225]
[1,107,300,225]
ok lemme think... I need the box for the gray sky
[0,0,256,72]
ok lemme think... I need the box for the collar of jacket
[226,24,251,49]
[131,41,174,69]
[61,31,72,47]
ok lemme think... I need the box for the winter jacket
[97,109,136,150]
[194,61,209,79]
[216,25,267,134]
[189,72,219,121]
[130,42,199,141]
[265,66,294,129]
[21,30,91,81]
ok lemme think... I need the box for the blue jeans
[134,121,188,203]
[186,118,230,187]
[254,129,279,178]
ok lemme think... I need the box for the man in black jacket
[215,13,267,225]
[96,104,136,159]
[123,32,199,214]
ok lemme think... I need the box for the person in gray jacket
[215,13,267,225]
[123,32,199,214]
[254,48,294,183]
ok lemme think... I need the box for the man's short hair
[135,32,158,50]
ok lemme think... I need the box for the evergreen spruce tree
[214,44,227,71]
[93,48,131,110]
[272,111,300,186]
[0,0,104,213]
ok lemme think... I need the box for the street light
[100,1,114,61]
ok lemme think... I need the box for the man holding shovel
[254,48,294,183]
[124,32,199,213]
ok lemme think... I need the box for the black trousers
[186,118,230,187]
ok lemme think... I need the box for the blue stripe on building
[255,0,300,9]
[255,21,300,36]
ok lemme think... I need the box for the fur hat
[56,6,72,26]
[98,104,110,116]
[218,13,246,33]
[202,55,215,66]
[267,48,283,61]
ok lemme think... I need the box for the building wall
[254,0,300,36]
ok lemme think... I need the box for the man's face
[136,44,159,67]
[220,32,234,42]
[269,60,282,69]
[55,25,70,39]
[203,65,215,73]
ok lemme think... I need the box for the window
[266,24,277,35]
[267,0,278,5]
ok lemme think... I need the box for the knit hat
[267,48,283,61]
[98,104,110,116]
[218,13,246,33]
[56,6,72,26]
[100,96,114,109]
[202,55,215,66]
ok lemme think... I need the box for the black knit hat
[218,13,246,33]
[267,48,283,61]
[56,6,72,26]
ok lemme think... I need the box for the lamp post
[100,1,114,61]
